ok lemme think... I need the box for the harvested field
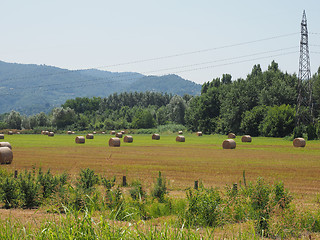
[1,134,320,200]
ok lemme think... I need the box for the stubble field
[2,133,320,201]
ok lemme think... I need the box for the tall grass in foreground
[0,208,263,240]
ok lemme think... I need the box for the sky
[0,0,320,84]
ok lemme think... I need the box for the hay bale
[178,131,183,134]
[72,131,75,134]
[241,135,252,142]
[67,131,72,134]
[102,132,105,134]
[0,147,13,164]
[123,135,133,143]
[228,133,236,138]
[75,136,85,144]
[8,131,13,135]
[176,135,185,142]
[293,138,306,147]
[109,137,120,147]
[196,131,202,136]
[93,131,97,134]
[222,139,236,149]
[48,132,54,137]
[44,131,49,135]
[17,132,20,134]
[86,134,94,139]
[0,134,4,139]
[152,134,160,140]
[0,142,12,150]
[110,130,116,135]
[116,132,123,138]
[121,130,125,134]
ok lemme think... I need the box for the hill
[0,60,201,115]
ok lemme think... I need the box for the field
[2,133,320,201]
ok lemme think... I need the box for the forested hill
[0,60,201,115]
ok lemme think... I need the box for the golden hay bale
[72,131,75,134]
[178,131,183,134]
[222,139,236,149]
[109,137,120,147]
[116,132,123,138]
[121,130,125,134]
[0,142,12,150]
[0,147,13,164]
[176,135,185,142]
[0,134,4,139]
[293,138,306,147]
[8,131,13,135]
[75,136,85,144]
[48,132,54,137]
[67,131,72,134]
[44,131,49,135]
[41,130,45,135]
[93,131,97,134]
[86,134,94,139]
[152,134,160,140]
[228,133,236,138]
[102,132,105,134]
[110,130,116,135]
[196,131,202,136]
[241,135,252,142]
[123,135,133,143]
[17,132,20,134]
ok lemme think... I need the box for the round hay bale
[102,132,105,134]
[123,135,133,143]
[293,138,306,147]
[121,130,125,134]
[86,134,94,139]
[110,130,116,135]
[48,132,54,137]
[178,131,183,134]
[93,131,97,134]
[228,133,236,138]
[222,139,236,149]
[67,131,72,134]
[152,133,160,140]
[75,136,85,144]
[0,142,12,150]
[0,147,13,164]
[109,137,120,147]
[116,132,123,138]
[196,131,202,136]
[241,135,252,142]
[72,131,75,134]
[41,130,45,135]
[0,134,4,139]
[8,131,13,135]
[176,135,185,142]
[44,131,49,135]
[17,132,20,134]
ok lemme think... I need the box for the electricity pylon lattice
[296,10,313,126]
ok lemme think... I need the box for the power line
[1,32,299,82]
[2,47,298,92]
[1,49,298,96]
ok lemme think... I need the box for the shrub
[129,180,146,200]
[18,170,40,208]
[184,187,221,227]
[151,171,167,203]
[0,176,19,208]
[77,168,99,193]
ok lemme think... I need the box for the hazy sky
[1,0,319,84]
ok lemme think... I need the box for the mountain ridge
[0,60,201,115]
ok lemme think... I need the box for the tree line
[1,61,320,138]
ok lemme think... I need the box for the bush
[18,170,40,208]
[0,176,19,208]
[184,187,221,227]
[151,172,167,203]
[129,180,146,200]
[77,168,99,193]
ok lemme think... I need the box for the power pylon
[296,10,313,127]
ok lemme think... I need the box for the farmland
[3,133,320,199]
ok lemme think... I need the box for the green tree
[259,105,295,137]
[6,111,22,129]
[52,107,76,129]
[131,109,156,129]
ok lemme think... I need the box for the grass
[3,133,320,199]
